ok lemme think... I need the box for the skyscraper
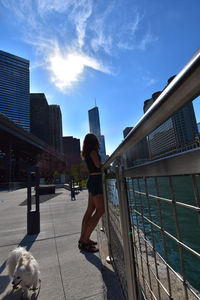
[63,136,81,167]
[144,78,198,158]
[88,106,101,136]
[123,127,149,167]
[197,122,200,134]
[30,93,50,145]
[173,102,198,147]
[88,106,107,162]
[0,50,30,131]
[49,105,63,153]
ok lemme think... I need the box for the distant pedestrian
[78,133,105,252]
[69,179,75,200]
[71,187,75,200]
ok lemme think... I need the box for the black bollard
[27,166,40,234]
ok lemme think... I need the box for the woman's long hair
[81,133,100,159]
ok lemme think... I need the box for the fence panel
[102,50,200,300]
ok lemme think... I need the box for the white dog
[7,247,41,298]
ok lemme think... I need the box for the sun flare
[47,49,105,91]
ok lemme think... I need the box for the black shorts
[87,174,103,196]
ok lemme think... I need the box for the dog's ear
[19,257,23,265]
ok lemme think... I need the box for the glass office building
[144,89,198,159]
[0,50,30,131]
[88,106,101,136]
[88,106,107,162]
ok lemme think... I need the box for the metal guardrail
[102,49,200,300]
[104,49,200,169]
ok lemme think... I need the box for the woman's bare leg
[79,192,95,241]
[81,194,105,243]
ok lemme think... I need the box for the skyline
[0,0,200,155]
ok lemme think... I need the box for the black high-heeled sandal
[89,239,97,245]
[78,241,99,253]
[78,239,97,246]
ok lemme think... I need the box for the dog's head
[12,257,31,289]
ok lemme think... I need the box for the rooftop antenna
[95,98,97,107]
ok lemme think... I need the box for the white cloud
[138,33,158,50]
[117,41,135,51]
[70,0,93,48]
[91,30,113,54]
[1,0,111,92]
[37,0,73,14]
[89,3,115,54]
[117,31,157,52]
[37,0,94,49]
[146,78,156,87]
[1,0,158,91]
[116,12,157,52]
[142,73,157,87]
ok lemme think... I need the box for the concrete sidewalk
[0,188,123,300]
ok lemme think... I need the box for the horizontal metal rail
[133,190,200,212]
[124,147,200,177]
[103,49,200,170]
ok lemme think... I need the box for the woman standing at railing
[78,133,105,252]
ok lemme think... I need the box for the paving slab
[0,188,123,300]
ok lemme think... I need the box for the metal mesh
[105,178,128,300]
[102,52,200,299]
[127,175,200,300]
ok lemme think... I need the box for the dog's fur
[7,247,40,298]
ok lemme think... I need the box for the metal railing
[102,49,200,300]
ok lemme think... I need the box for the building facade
[144,78,198,159]
[0,50,30,131]
[63,136,81,167]
[88,106,101,136]
[123,127,149,167]
[88,106,107,162]
[197,122,200,134]
[173,102,198,147]
[30,93,50,145]
[49,105,63,153]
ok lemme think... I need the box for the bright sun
[47,47,107,91]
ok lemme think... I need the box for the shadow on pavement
[0,286,40,300]
[18,234,39,251]
[19,192,62,206]
[0,287,23,300]
[83,252,123,300]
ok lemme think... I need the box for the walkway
[0,188,123,300]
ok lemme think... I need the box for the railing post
[102,171,113,262]
[115,162,138,300]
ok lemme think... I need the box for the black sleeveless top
[85,150,101,173]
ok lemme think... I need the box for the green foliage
[53,170,59,178]
[81,179,87,188]
[66,161,88,184]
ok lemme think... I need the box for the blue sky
[0,0,200,155]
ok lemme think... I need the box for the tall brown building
[62,136,81,167]
[30,93,50,145]
[49,105,63,154]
